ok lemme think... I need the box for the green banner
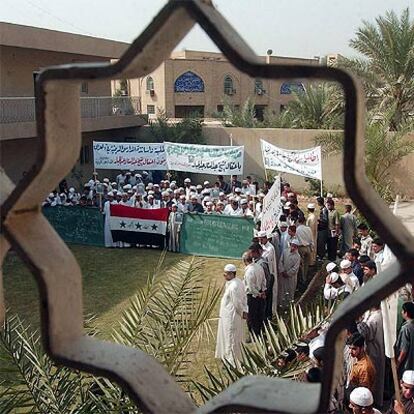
[180,213,254,259]
[43,206,104,247]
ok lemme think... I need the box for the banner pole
[320,179,323,197]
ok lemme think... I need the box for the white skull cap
[402,370,414,385]
[349,387,374,407]
[326,262,337,272]
[224,264,237,272]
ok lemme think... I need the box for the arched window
[174,71,204,92]
[280,82,305,95]
[224,75,235,95]
[255,79,265,95]
[146,76,154,91]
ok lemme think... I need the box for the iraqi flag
[110,205,169,246]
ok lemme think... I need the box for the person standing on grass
[278,239,301,309]
[316,196,329,261]
[306,203,318,265]
[340,204,358,256]
[215,264,247,367]
[242,252,266,338]
[327,198,341,261]
[295,216,313,285]
[358,223,374,259]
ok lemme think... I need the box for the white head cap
[330,272,339,283]
[285,201,292,208]
[203,181,210,186]
[279,222,288,228]
[290,238,299,246]
[349,387,374,407]
[402,370,414,385]
[326,262,337,273]
[257,230,268,238]
[240,199,248,205]
[327,192,333,198]
[107,191,114,197]
[224,264,237,273]
[340,259,352,269]
[184,178,191,183]
[234,187,242,193]
[307,203,315,209]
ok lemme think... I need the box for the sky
[1,0,411,59]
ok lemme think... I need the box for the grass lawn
[2,244,242,394]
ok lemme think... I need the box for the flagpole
[320,179,323,197]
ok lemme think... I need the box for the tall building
[126,50,320,120]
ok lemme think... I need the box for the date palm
[345,8,414,128]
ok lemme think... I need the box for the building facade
[130,50,319,120]
[0,22,147,185]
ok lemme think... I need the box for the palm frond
[112,256,221,385]
[192,300,333,402]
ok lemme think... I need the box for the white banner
[164,142,244,175]
[261,139,322,180]
[260,176,282,232]
[93,141,167,170]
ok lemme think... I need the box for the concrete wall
[202,126,345,193]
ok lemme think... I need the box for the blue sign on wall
[280,82,305,95]
[174,71,205,92]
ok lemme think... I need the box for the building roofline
[0,22,129,58]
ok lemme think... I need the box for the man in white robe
[306,203,318,265]
[215,264,248,366]
[258,230,278,314]
[278,239,301,309]
[103,192,115,248]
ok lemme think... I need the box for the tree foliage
[315,112,414,201]
[149,110,205,144]
[344,8,414,128]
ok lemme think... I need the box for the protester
[278,239,301,309]
[349,387,382,414]
[396,301,414,375]
[357,303,385,408]
[242,252,266,338]
[215,264,248,366]
[346,333,376,399]
[340,204,358,255]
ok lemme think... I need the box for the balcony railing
[0,96,141,123]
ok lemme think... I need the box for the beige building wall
[130,50,319,119]
[0,46,111,97]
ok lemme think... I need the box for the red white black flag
[110,205,169,246]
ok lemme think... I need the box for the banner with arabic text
[164,142,244,175]
[261,139,322,180]
[260,176,282,232]
[93,141,167,170]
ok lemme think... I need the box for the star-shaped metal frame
[1,1,413,413]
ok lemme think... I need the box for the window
[224,75,235,95]
[255,79,265,95]
[146,76,154,91]
[147,104,155,114]
[81,82,88,94]
[217,105,224,113]
[80,144,90,165]
[174,71,204,92]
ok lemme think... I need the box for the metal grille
[1,1,413,413]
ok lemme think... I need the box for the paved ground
[391,200,414,235]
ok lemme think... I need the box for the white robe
[261,241,278,313]
[278,248,300,308]
[215,277,247,366]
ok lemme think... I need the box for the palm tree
[0,255,221,412]
[220,98,258,127]
[315,112,414,201]
[278,84,344,130]
[344,8,414,128]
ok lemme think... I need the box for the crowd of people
[213,188,413,413]
[44,171,413,413]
